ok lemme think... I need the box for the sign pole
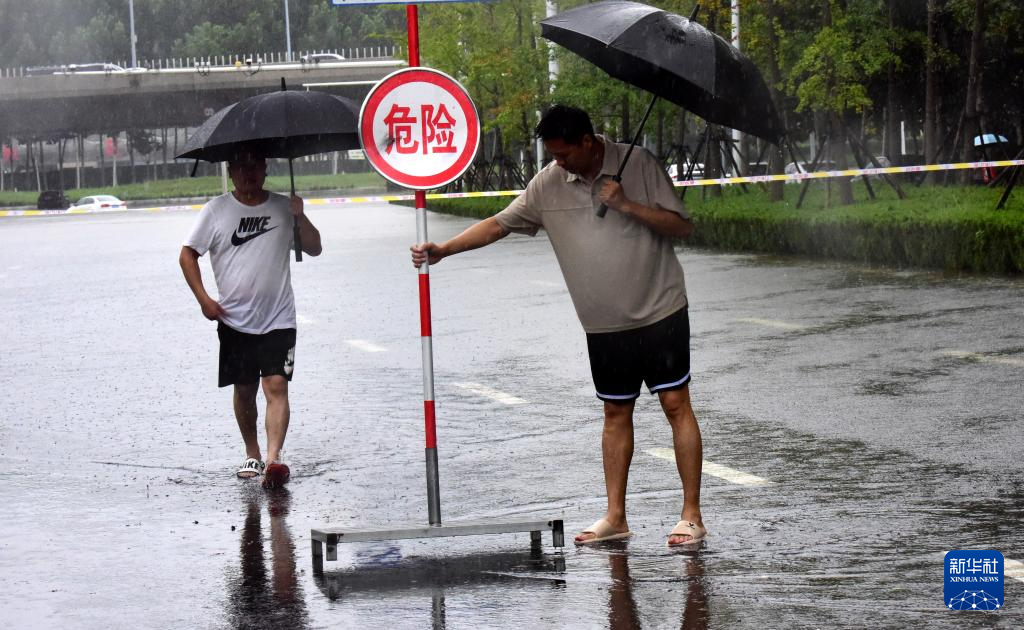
[405,4,442,527]
[312,2,563,573]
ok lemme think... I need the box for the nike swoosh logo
[231,225,278,246]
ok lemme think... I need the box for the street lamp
[129,0,137,68]
[284,0,293,62]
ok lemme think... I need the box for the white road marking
[645,448,772,486]
[733,318,806,330]
[453,382,528,405]
[296,314,314,325]
[344,339,388,353]
[1006,558,1024,585]
[531,280,563,288]
[943,350,1024,367]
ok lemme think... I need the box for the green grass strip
[0,171,386,206]
[409,180,1024,274]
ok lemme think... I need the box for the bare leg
[262,375,290,464]
[658,386,704,544]
[575,399,635,543]
[234,383,261,461]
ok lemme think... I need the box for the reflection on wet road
[1,204,1022,628]
[228,488,308,629]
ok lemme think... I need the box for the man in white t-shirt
[179,151,322,488]
[411,105,706,547]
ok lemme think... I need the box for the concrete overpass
[0,58,405,139]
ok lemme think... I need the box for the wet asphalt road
[1,202,1023,629]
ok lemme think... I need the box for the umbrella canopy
[177,86,361,263]
[540,0,784,144]
[176,89,361,162]
[973,134,1009,147]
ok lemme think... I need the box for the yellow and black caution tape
[3,159,1022,217]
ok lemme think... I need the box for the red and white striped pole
[406,4,442,526]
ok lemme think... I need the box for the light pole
[731,0,743,174]
[129,0,137,68]
[284,0,293,61]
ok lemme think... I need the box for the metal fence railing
[1,46,402,78]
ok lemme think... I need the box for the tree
[418,0,548,167]
[961,0,985,183]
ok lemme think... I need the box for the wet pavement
[2,203,1022,628]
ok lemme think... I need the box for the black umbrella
[540,0,784,215]
[177,80,361,260]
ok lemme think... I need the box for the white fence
[1,46,402,78]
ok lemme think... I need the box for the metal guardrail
[1,46,402,78]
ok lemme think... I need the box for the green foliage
[418,0,549,154]
[789,1,895,114]
[398,182,1024,274]
[687,182,1024,273]
[0,171,385,207]
[2,0,1024,181]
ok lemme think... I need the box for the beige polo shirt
[495,136,689,333]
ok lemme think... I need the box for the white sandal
[236,458,265,479]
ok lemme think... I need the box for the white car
[69,195,127,212]
[300,53,345,64]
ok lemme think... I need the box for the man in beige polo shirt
[410,104,706,547]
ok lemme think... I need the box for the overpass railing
[1,46,403,78]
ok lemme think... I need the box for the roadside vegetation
[0,171,386,206]
[415,180,1024,274]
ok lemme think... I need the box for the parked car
[25,65,64,76]
[667,162,704,180]
[300,53,345,64]
[69,195,126,212]
[58,63,126,74]
[37,190,70,210]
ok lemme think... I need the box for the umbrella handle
[596,95,658,218]
[595,174,622,218]
[290,159,302,262]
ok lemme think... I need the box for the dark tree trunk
[823,0,853,205]
[620,94,630,143]
[924,0,938,183]
[706,7,721,197]
[884,0,900,163]
[57,137,66,190]
[656,109,664,160]
[128,130,136,184]
[961,0,985,184]
[99,133,106,187]
[765,0,786,202]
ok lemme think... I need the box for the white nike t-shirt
[184,191,296,334]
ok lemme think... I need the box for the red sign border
[360,68,480,190]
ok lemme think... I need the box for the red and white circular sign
[360,68,480,190]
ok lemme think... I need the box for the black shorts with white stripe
[585,307,691,402]
[217,323,296,387]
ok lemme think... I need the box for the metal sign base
[311,517,565,574]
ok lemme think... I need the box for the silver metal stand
[311,518,565,575]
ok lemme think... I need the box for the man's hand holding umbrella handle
[596,175,623,218]
[598,180,695,240]
[291,195,323,258]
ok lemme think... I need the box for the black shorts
[586,308,691,402]
[217,323,296,388]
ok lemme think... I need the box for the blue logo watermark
[945,550,1004,611]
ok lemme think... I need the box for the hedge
[412,181,1024,274]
